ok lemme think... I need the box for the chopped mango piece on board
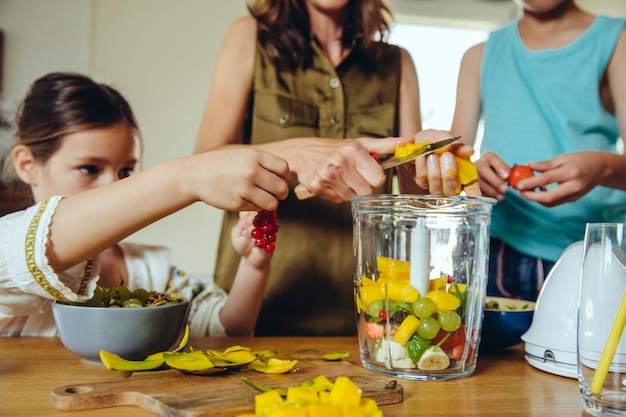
[329,376,362,406]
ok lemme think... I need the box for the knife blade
[378,136,461,169]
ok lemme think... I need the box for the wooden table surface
[0,336,589,416]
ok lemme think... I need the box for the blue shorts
[487,238,555,302]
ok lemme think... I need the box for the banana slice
[417,346,450,371]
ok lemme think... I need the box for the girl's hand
[188,147,290,212]
[231,211,273,269]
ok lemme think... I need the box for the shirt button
[329,78,340,89]
[279,114,290,124]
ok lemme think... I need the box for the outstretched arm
[46,148,289,272]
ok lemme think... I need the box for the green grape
[124,298,144,308]
[438,310,462,332]
[412,297,436,319]
[112,285,132,303]
[131,288,149,304]
[367,299,383,318]
[417,316,440,339]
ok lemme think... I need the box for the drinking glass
[578,223,626,416]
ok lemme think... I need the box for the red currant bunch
[251,210,279,253]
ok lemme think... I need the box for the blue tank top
[480,15,626,262]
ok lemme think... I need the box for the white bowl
[52,300,190,363]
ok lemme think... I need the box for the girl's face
[29,123,139,202]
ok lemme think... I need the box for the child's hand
[231,211,273,269]
[189,147,290,212]
[475,151,510,201]
[518,151,603,207]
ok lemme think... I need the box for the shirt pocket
[255,93,319,130]
[351,103,397,138]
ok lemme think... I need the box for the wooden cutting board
[51,349,403,417]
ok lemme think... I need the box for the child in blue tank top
[451,0,626,302]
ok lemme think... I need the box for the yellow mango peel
[249,357,298,374]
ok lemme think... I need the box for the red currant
[251,210,279,254]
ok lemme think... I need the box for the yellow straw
[591,288,626,395]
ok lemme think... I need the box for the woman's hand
[284,136,413,203]
[402,129,479,195]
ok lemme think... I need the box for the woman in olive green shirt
[194,0,476,336]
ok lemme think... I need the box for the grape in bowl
[52,286,190,363]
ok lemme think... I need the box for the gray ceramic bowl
[480,296,535,351]
[52,300,190,363]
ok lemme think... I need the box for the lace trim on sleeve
[24,200,70,302]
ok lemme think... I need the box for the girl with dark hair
[194,0,475,336]
[0,72,290,337]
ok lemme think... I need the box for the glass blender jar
[351,195,495,380]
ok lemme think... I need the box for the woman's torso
[214,38,402,336]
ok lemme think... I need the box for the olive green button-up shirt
[214,39,402,336]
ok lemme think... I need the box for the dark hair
[14,72,140,164]
[249,0,394,71]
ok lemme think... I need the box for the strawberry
[450,344,464,361]
[365,322,396,340]
[433,324,467,350]
[508,164,535,190]
[366,322,384,340]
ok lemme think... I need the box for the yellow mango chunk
[393,315,420,346]
[360,398,381,415]
[342,404,367,417]
[255,390,284,415]
[377,256,410,281]
[268,405,308,417]
[394,142,430,159]
[287,386,320,404]
[329,376,362,406]
[308,404,342,417]
[299,375,334,392]
[386,281,420,304]
[360,285,383,310]
[319,391,331,404]
[455,156,478,187]
[426,290,461,312]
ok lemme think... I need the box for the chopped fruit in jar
[393,315,420,346]
[417,346,450,371]
[426,290,461,312]
[416,316,440,340]
[377,256,410,281]
[365,322,395,340]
